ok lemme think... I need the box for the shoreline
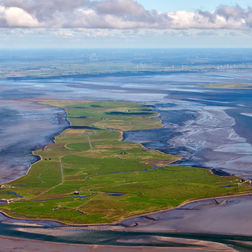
[0,102,71,186]
[1,191,252,228]
[0,99,251,228]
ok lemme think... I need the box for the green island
[0,100,251,224]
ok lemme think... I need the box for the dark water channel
[0,213,251,251]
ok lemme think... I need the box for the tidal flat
[0,100,68,184]
[0,71,252,180]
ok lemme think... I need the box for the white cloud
[0,6,39,27]
[0,0,251,30]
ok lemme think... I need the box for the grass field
[0,100,251,224]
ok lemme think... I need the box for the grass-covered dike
[0,100,251,224]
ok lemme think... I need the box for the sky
[0,0,252,48]
[137,0,252,12]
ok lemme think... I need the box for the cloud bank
[0,0,251,29]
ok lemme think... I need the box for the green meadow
[0,100,251,224]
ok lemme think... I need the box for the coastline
[1,99,252,252]
[1,191,252,228]
[0,102,70,186]
[0,99,251,227]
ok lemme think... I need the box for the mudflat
[119,194,252,236]
[0,235,235,252]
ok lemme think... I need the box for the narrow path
[59,157,64,184]
[36,157,64,198]
[87,134,93,150]
[14,158,90,203]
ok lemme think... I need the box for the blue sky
[0,0,252,48]
[138,0,251,11]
